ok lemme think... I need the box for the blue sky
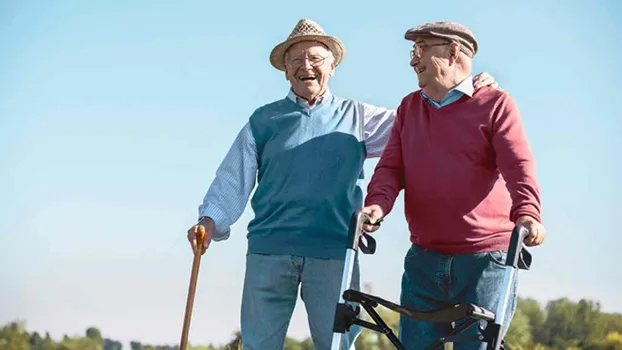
[1,0,620,347]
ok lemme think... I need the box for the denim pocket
[487,250,508,268]
[404,244,425,262]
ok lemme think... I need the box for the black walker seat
[330,210,533,350]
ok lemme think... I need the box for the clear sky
[1,0,620,347]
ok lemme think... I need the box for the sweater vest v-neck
[247,95,367,259]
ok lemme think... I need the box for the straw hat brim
[269,35,345,71]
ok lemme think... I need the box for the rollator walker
[331,210,532,350]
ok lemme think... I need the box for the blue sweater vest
[247,94,367,259]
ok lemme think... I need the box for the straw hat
[270,19,345,71]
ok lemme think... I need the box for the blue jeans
[399,244,518,350]
[240,253,361,350]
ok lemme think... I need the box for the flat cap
[405,21,478,57]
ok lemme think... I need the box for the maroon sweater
[365,87,542,254]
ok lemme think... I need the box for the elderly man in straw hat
[187,19,500,349]
[361,21,546,349]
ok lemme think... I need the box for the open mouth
[415,66,426,74]
[298,75,318,82]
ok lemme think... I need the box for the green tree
[284,337,304,350]
[517,298,546,344]
[540,297,608,348]
[504,307,533,349]
[299,337,314,350]
[542,297,577,348]
[58,334,102,350]
[86,327,103,344]
[30,331,44,350]
[605,313,622,338]
[605,331,622,350]
[376,308,400,350]
[0,320,31,350]
[42,332,57,350]
[576,299,607,346]
[189,345,217,350]
[104,337,123,350]
[223,331,241,350]
[354,326,377,350]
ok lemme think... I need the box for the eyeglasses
[286,55,331,68]
[410,43,449,59]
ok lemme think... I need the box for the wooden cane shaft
[180,253,202,349]
[180,228,206,349]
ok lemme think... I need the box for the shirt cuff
[198,203,231,241]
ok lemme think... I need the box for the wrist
[374,204,385,217]
[199,216,215,227]
[516,215,544,231]
[513,207,541,224]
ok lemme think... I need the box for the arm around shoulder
[361,102,397,158]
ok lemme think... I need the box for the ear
[448,42,461,64]
[329,63,336,76]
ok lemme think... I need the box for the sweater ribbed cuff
[512,204,542,224]
[364,196,392,218]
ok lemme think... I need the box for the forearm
[364,115,405,216]
[492,95,542,223]
[365,166,404,217]
[504,158,541,223]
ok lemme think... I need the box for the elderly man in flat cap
[187,19,500,349]
[361,21,546,349]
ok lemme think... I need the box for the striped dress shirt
[198,89,396,240]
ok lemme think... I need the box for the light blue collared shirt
[198,89,396,239]
[286,89,330,108]
[421,75,474,108]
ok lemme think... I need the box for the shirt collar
[287,88,332,108]
[453,75,474,97]
[421,75,474,106]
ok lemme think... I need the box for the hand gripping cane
[180,226,207,350]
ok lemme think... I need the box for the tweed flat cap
[405,21,478,57]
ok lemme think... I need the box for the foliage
[1,296,621,349]
[502,297,622,350]
[504,307,533,348]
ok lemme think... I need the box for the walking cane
[180,226,207,350]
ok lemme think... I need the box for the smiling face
[409,35,452,90]
[284,41,335,104]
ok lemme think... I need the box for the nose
[301,58,313,69]
[410,55,420,67]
